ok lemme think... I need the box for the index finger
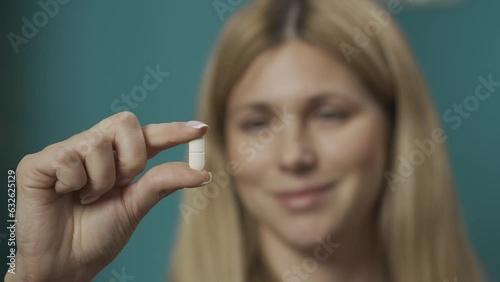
[142,120,209,159]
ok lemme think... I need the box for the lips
[274,182,335,211]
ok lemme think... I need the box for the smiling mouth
[274,182,335,211]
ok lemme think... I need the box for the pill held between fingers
[189,136,205,170]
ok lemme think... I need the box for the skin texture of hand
[4,112,211,282]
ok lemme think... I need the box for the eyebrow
[228,91,357,116]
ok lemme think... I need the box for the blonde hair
[170,0,487,281]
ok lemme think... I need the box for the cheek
[317,113,389,225]
[226,133,275,217]
[226,132,273,186]
[320,114,388,179]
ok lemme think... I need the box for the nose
[276,122,317,175]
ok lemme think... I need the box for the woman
[6,0,486,281]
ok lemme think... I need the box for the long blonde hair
[170,0,487,281]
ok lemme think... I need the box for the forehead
[228,40,370,108]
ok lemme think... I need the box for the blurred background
[1,0,499,281]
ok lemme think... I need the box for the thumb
[120,162,211,223]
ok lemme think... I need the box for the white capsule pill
[189,136,205,170]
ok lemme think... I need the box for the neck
[259,217,389,282]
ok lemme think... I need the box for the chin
[279,216,340,250]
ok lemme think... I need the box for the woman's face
[225,40,390,248]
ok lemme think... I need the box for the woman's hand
[4,112,211,282]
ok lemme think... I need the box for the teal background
[1,0,499,281]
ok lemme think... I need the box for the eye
[240,118,269,131]
[315,108,348,121]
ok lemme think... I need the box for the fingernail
[201,172,212,185]
[186,120,209,129]
[81,195,100,205]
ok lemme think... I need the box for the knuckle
[53,146,81,168]
[16,154,33,175]
[85,131,111,149]
[96,115,115,133]
[116,111,140,128]
[148,167,167,200]
[42,142,59,153]
[69,130,110,155]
